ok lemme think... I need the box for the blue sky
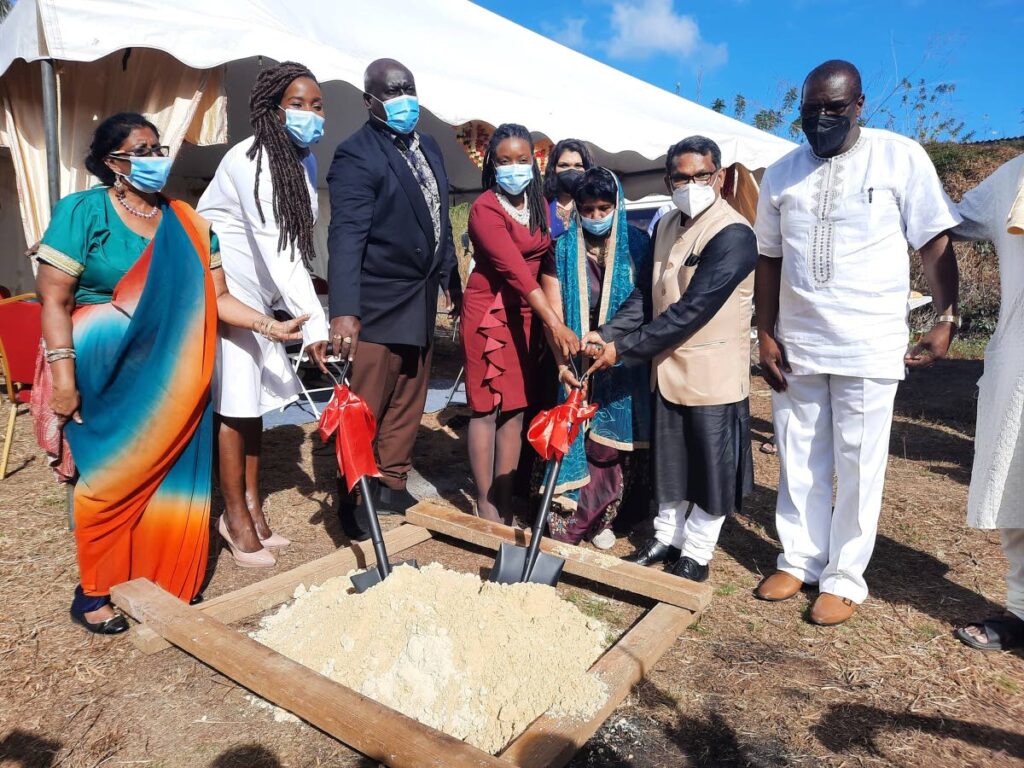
[476,0,1023,141]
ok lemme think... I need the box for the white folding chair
[283,347,347,418]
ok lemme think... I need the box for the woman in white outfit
[197,62,329,567]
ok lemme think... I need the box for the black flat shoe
[70,607,129,635]
[189,594,204,606]
[623,538,680,567]
[669,555,709,583]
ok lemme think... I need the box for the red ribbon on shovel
[318,382,382,492]
[526,388,598,461]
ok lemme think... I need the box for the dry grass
[1,349,1022,767]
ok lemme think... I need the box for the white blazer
[197,136,329,417]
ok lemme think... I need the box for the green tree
[871,78,975,143]
[0,0,12,21]
[712,86,801,139]
[732,95,747,120]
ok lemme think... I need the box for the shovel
[317,362,418,593]
[489,455,567,586]
[349,473,418,593]
[489,358,598,586]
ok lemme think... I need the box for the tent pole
[41,58,60,210]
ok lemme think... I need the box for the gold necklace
[583,237,607,264]
[555,201,573,227]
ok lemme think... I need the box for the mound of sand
[251,563,609,753]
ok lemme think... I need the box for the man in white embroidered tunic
[952,154,1024,652]
[753,60,961,626]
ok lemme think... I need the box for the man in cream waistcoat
[583,135,758,583]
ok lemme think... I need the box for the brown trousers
[349,340,432,491]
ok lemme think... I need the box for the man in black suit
[327,58,458,538]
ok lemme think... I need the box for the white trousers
[1004,529,1024,621]
[653,501,726,566]
[772,373,899,603]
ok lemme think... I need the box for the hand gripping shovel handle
[324,359,352,388]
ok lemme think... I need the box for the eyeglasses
[108,145,171,160]
[671,170,717,187]
[800,95,860,119]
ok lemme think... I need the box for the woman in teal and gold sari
[35,113,308,634]
[540,167,651,548]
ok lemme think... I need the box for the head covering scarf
[551,171,651,504]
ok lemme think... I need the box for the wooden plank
[499,603,696,767]
[111,578,509,768]
[406,503,711,613]
[131,524,432,654]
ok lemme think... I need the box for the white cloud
[605,0,726,64]
[547,16,588,50]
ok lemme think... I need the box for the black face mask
[556,169,584,194]
[802,113,852,158]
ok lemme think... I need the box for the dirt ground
[1,342,1022,768]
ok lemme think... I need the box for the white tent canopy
[0,0,795,291]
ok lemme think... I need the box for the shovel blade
[350,559,419,593]
[488,543,564,586]
[526,552,565,586]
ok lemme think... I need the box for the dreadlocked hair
[480,123,548,236]
[246,61,318,262]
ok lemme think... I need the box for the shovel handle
[523,457,562,582]
[360,475,390,579]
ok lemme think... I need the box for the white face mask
[672,182,717,219]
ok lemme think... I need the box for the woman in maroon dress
[461,123,579,523]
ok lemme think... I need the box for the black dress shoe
[377,485,417,515]
[70,607,129,635]
[624,538,680,567]
[337,500,371,542]
[669,555,709,583]
[336,480,371,542]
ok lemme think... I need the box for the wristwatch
[936,313,962,330]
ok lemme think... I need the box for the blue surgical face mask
[372,94,420,135]
[495,163,533,195]
[279,107,325,148]
[118,156,173,193]
[580,211,614,237]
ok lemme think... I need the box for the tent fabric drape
[0,48,226,248]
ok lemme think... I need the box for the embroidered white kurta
[957,154,1024,529]
[197,137,329,417]
[755,127,961,381]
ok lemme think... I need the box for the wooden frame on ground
[112,502,711,768]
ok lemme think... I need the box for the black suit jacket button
[415,248,422,254]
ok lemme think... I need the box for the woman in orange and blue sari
[35,113,308,634]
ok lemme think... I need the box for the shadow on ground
[812,702,1024,761]
[0,731,61,768]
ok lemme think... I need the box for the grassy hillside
[916,139,1024,334]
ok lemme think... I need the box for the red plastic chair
[0,294,42,479]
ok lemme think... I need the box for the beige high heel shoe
[218,515,276,568]
[258,531,291,548]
